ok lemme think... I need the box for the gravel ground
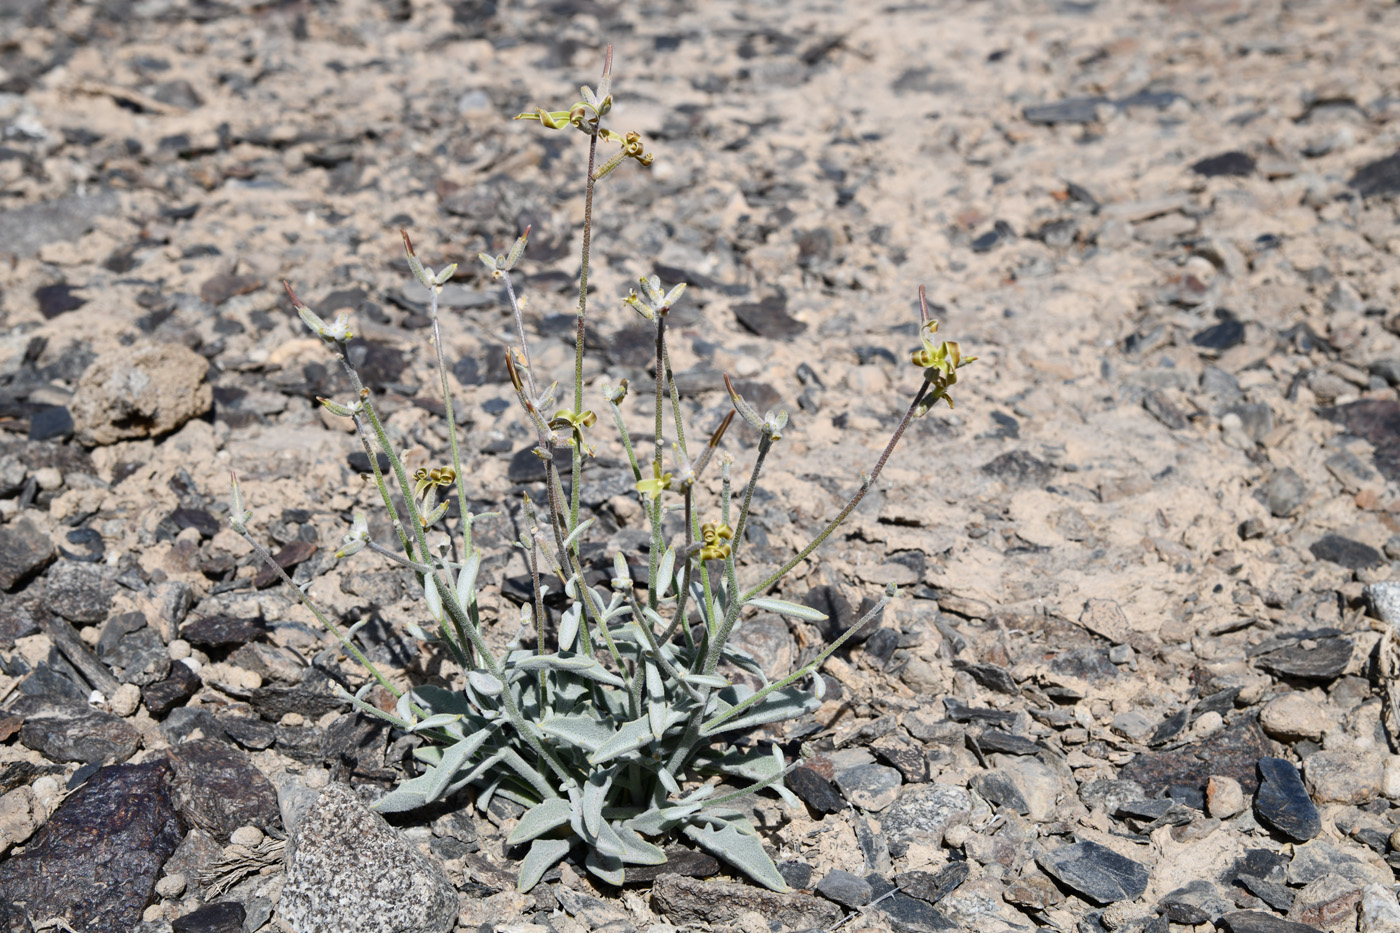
[2,0,1400,931]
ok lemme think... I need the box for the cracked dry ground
[3,0,1400,931]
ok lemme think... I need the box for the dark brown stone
[168,738,281,840]
[252,540,317,589]
[1120,717,1275,797]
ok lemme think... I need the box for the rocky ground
[1,0,1400,930]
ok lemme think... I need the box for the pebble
[1310,534,1384,570]
[1255,638,1353,682]
[0,516,57,591]
[1207,775,1246,818]
[1382,757,1400,800]
[109,683,141,718]
[788,767,845,814]
[230,825,265,848]
[1263,468,1306,517]
[1290,872,1364,930]
[1255,756,1321,841]
[815,869,871,908]
[875,783,972,857]
[168,639,192,661]
[1365,582,1400,632]
[155,872,186,897]
[1260,693,1332,743]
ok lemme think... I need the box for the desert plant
[229,49,975,892]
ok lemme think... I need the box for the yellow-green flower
[635,461,672,501]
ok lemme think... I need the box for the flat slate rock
[1308,535,1384,571]
[1349,150,1400,198]
[1218,911,1324,933]
[1322,400,1400,483]
[168,738,281,840]
[0,517,55,591]
[788,765,846,814]
[651,875,841,930]
[179,613,271,648]
[142,661,202,717]
[979,449,1054,486]
[1023,96,1108,124]
[868,873,957,932]
[10,695,141,765]
[45,560,114,623]
[897,862,970,905]
[1120,717,1273,796]
[0,759,183,933]
[1038,840,1149,904]
[172,902,246,933]
[1191,151,1256,177]
[1254,638,1352,681]
[1255,756,1321,842]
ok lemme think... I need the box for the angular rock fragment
[168,738,281,840]
[1038,840,1149,904]
[1255,757,1321,841]
[70,342,212,446]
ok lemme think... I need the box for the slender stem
[350,413,412,556]
[740,378,931,603]
[367,539,432,572]
[647,316,668,610]
[428,284,475,559]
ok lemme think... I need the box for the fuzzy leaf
[426,728,493,803]
[626,802,698,837]
[585,847,625,886]
[456,551,481,607]
[586,716,655,766]
[744,597,828,622]
[583,769,612,839]
[681,673,730,689]
[519,837,571,893]
[513,652,625,687]
[558,604,581,652]
[409,713,461,732]
[468,669,504,696]
[683,820,788,892]
[539,714,616,753]
[700,686,820,737]
[655,547,676,598]
[563,518,594,552]
[412,684,476,717]
[509,797,574,845]
[613,823,668,865]
[371,769,437,813]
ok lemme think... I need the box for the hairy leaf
[512,652,626,687]
[700,686,819,736]
[539,714,617,753]
[520,837,571,893]
[509,797,574,845]
[683,820,788,892]
[745,596,828,622]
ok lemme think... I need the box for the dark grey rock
[45,560,113,624]
[171,902,244,933]
[1321,400,1400,483]
[734,294,805,339]
[0,517,55,591]
[1079,779,1146,814]
[28,406,72,441]
[0,190,119,259]
[1192,151,1256,177]
[1023,96,1109,125]
[979,450,1054,486]
[836,763,903,810]
[0,901,31,933]
[1148,706,1191,746]
[877,784,972,858]
[1308,534,1384,570]
[1349,150,1400,198]
[168,738,281,841]
[280,784,456,933]
[951,661,1017,695]
[1263,468,1306,517]
[0,759,183,933]
[778,861,813,890]
[11,695,140,764]
[17,661,87,703]
[867,874,956,932]
[943,698,1017,728]
[221,714,276,750]
[1142,389,1189,429]
[142,661,202,717]
[179,614,270,649]
[247,684,344,721]
[651,875,841,929]
[789,766,845,814]
[1038,840,1149,904]
[897,862,970,905]
[1255,757,1321,841]
[1159,880,1231,924]
[1255,638,1352,681]
[816,869,871,907]
[1192,318,1246,351]
[971,771,1029,814]
[1371,358,1400,387]
[976,730,1041,756]
[1218,911,1324,933]
[1237,873,1295,911]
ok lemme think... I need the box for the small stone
[816,869,871,908]
[897,862,969,906]
[172,901,246,933]
[155,872,187,897]
[1193,318,1248,352]
[1005,871,1063,910]
[280,784,455,933]
[229,825,264,847]
[1208,775,1246,818]
[1023,96,1109,125]
[1309,535,1384,571]
[109,683,141,717]
[1219,911,1321,933]
[1037,840,1149,904]
[0,518,56,591]
[1255,756,1321,841]
[1360,884,1400,933]
[252,539,317,589]
[168,639,192,661]
[1113,711,1155,742]
[835,764,902,811]
[980,450,1054,486]
[142,662,201,717]
[179,614,270,649]
[1350,151,1400,198]
[1381,757,1400,800]
[1264,468,1306,517]
[1192,151,1256,177]
[168,739,281,841]
[28,406,72,442]
[1108,644,1134,664]
[733,294,805,339]
[1160,880,1232,925]
[1080,779,1147,814]
[45,560,113,624]
[1261,693,1332,743]
[1365,583,1400,632]
[1305,750,1382,805]
[1290,872,1364,932]
[11,695,141,764]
